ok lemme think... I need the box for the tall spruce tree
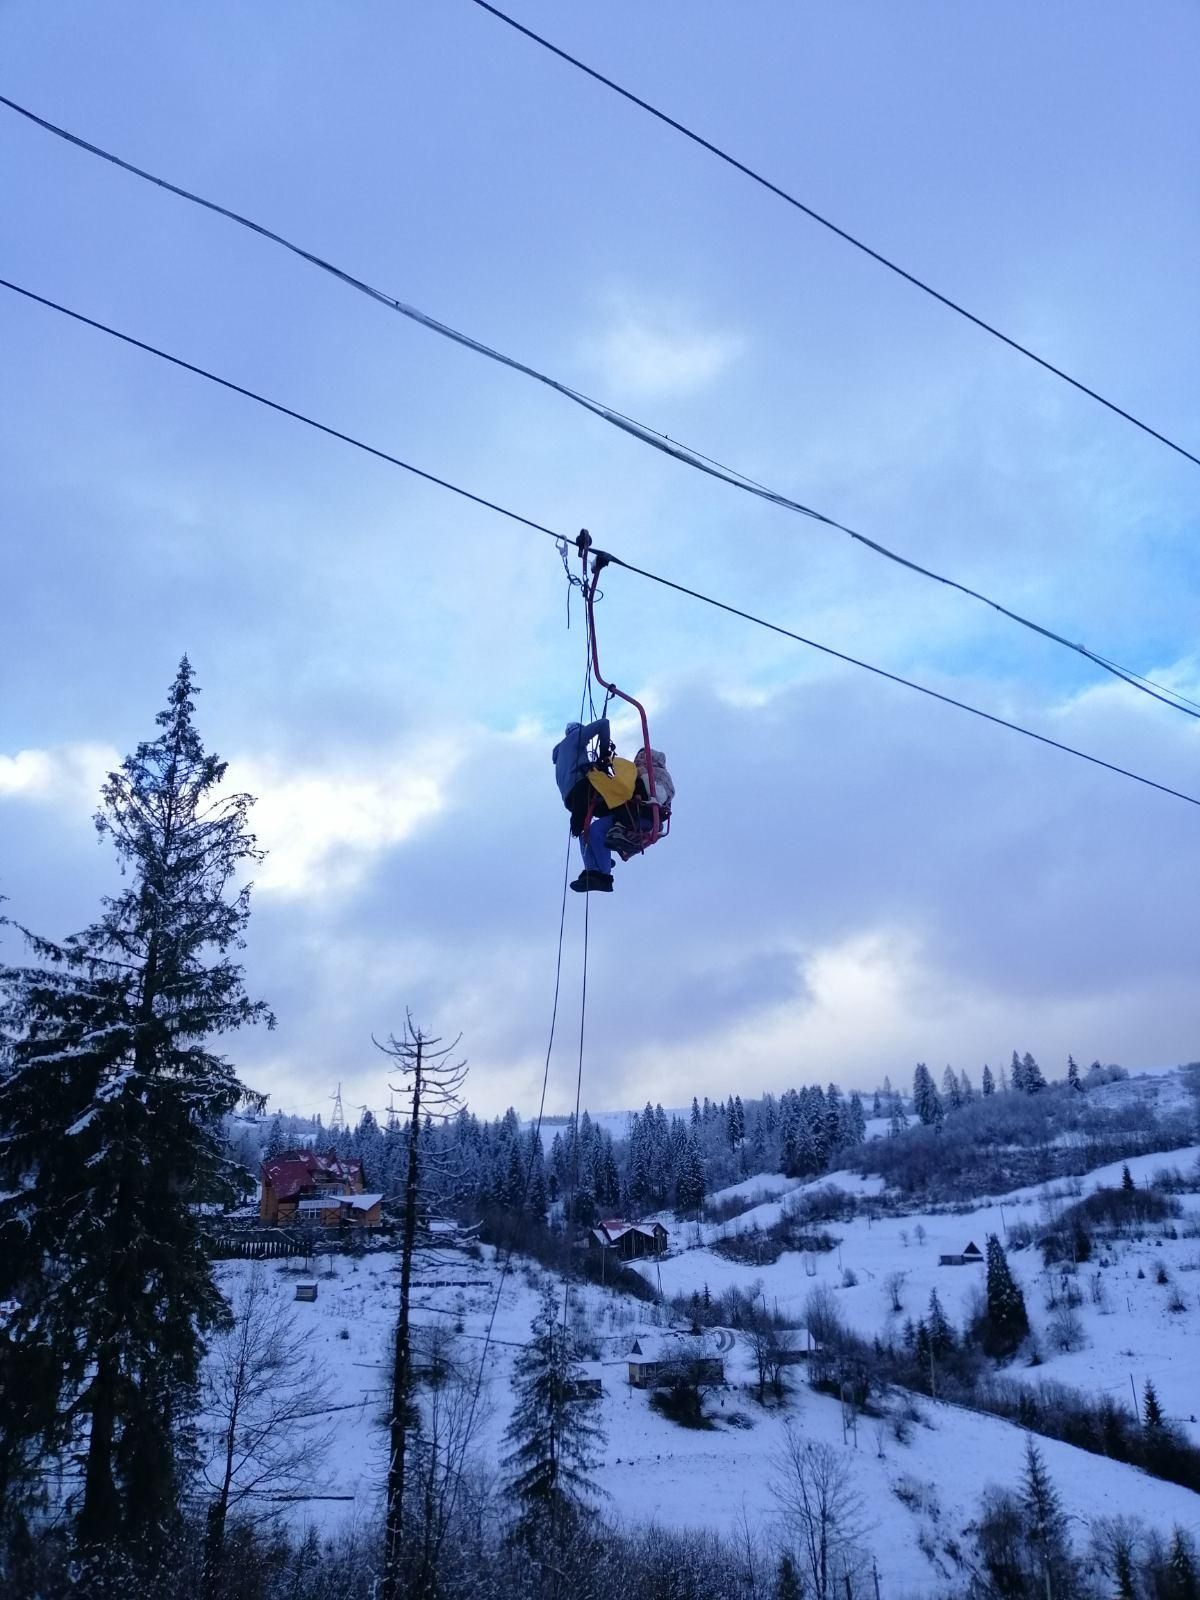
[503,1284,606,1547]
[1019,1438,1072,1600]
[1143,1379,1165,1430]
[982,1063,995,1097]
[1021,1051,1046,1093]
[912,1062,944,1127]
[982,1233,1029,1358]
[1168,1530,1199,1600]
[0,660,272,1572]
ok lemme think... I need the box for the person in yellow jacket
[551,717,638,893]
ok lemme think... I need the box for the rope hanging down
[5,273,1199,814]
[0,97,1195,721]
[440,645,593,1551]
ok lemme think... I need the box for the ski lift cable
[465,1,1200,475]
[3,274,1198,815]
[1,95,1196,721]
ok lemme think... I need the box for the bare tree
[199,1267,335,1597]
[374,1015,468,1600]
[745,1307,777,1404]
[884,1271,907,1313]
[1047,1301,1086,1352]
[771,1432,868,1600]
[766,1327,801,1401]
[405,1325,493,1595]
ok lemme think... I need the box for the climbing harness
[575,528,670,861]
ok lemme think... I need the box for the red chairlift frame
[577,529,668,857]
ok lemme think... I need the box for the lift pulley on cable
[550,530,675,894]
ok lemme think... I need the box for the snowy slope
[210,1137,1200,1596]
[635,1144,1200,1441]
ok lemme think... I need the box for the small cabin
[566,1363,605,1402]
[589,1219,669,1262]
[627,1333,724,1390]
[939,1240,984,1266]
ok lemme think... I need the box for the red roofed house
[588,1218,668,1262]
[260,1150,382,1228]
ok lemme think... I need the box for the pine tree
[843,1092,867,1147]
[872,1089,881,1117]
[1167,1530,1199,1600]
[1021,1052,1046,1093]
[912,1063,943,1127]
[982,1234,1029,1358]
[1143,1378,1165,1430]
[959,1069,976,1104]
[1066,1056,1082,1092]
[942,1065,963,1112]
[1122,1163,1136,1193]
[503,1285,606,1547]
[776,1551,803,1600]
[675,1134,706,1216]
[1020,1438,1072,1599]
[1010,1050,1025,1093]
[0,660,271,1570]
[927,1289,955,1357]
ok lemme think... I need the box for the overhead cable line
[0,94,1195,723]
[3,273,1198,815]
[466,1,1200,473]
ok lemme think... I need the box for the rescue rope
[439,645,592,1551]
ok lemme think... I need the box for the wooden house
[626,1333,724,1389]
[260,1149,375,1226]
[588,1218,668,1262]
[938,1240,984,1266]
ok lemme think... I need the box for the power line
[0,95,1195,722]
[3,273,1198,815]
[466,1,1200,473]
[0,278,561,548]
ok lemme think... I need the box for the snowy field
[636,1143,1200,1442]
[210,1122,1200,1593]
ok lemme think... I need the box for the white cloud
[233,739,463,897]
[0,737,461,902]
[582,294,744,399]
[0,743,118,808]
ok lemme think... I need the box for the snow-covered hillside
[210,1108,1200,1595]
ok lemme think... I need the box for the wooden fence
[208,1230,307,1261]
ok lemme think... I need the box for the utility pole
[376,1016,467,1600]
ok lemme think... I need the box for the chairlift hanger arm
[577,529,661,841]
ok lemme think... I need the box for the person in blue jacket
[552,717,614,893]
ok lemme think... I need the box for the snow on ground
[635,1144,1200,1441]
[211,1143,1200,1594]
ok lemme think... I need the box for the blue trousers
[580,814,613,874]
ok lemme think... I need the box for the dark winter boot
[570,871,613,893]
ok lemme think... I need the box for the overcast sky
[2,1,1197,1122]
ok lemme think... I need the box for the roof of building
[262,1149,364,1200]
[628,1331,719,1365]
[596,1218,667,1242]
